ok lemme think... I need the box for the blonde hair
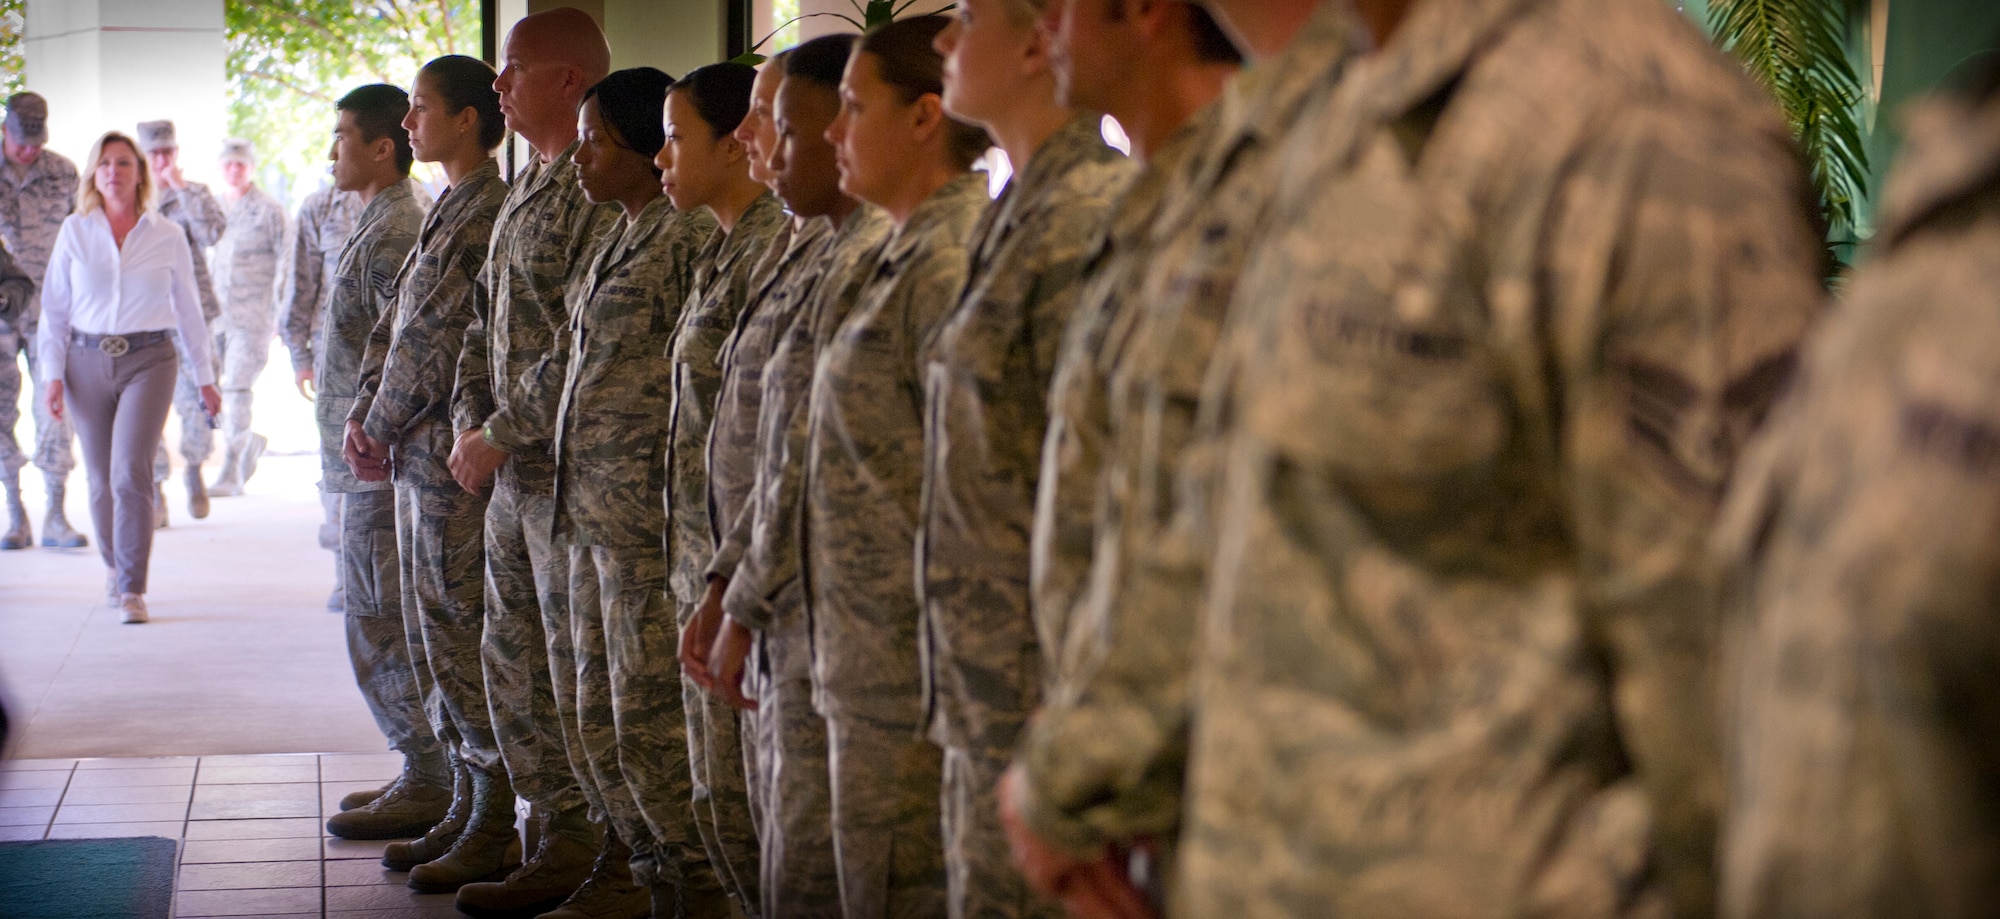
[77,131,153,215]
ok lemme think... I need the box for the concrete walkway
[0,373,389,760]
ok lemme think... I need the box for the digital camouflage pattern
[0,148,78,481]
[0,242,41,477]
[717,204,889,918]
[918,117,1131,748]
[806,173,986,914]
[343,489,446,784]
[553,196,718,888]
[282,187,363,373]
[1171,0,1825,915]
[315,181,420,496]
[704,217,826,590]
[667,189,788,916]
[453,143,616,826]
[812,173,987,728]
[315,181,434,778]
[1717,83,2000,919]
[1017,7,1351,864]
[1027,119,1203,683]
[352,162,505,489]
[154,183,225,478]
[355,159,508,776]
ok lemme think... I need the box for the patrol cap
[4,93,48,146]
[135,119,177,152]
[218,138,255,165]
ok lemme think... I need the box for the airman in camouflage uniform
[207,140,289,496]
[137,120,225,521]
[0,92,84,549]
[916,116,1127,916]
[1013,2,1350,887]
[281,185,364,609]
[350,157,513,891]
[804,170,985,916]
[554,192,722,911]
[1170,0,1826,914]
[1717,74,2000,919]
[715,199,890,917]
[451,139,613,863]
[668,188,788,915]
[311,175,450,838]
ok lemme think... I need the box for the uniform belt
[71,329,172,357]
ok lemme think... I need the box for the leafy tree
[1,0,23,100]
[226,0,480,205]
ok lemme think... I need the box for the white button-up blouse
[36,208,215,385]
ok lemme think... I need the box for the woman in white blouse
[39,130,220,624]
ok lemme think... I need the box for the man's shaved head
[496,7,613,158]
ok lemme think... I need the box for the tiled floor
[0,752,470,918]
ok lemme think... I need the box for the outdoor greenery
[226,0,481,205]
[1,0,23,100]
[1707,0,1872,243]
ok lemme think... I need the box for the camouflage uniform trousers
[943,741,1063,919]
[215,314,275,457]
[394,482,503,775]
[826,714,947,918]
[679,601,761,915]
[152,332,218,484]
[0,324,76,480]
[482,481,593,835]
[569,544,724,895]
[750,604,842,918]
[343,489,447,779]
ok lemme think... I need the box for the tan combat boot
[40,481,87,548]
[184,465,209,519]
[382,763,470,871]
[2,472,30,550]
[325,771,451,839]
[406,767,521,893]
[531,827,649,919]
[453,805,599,918]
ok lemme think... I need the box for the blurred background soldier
[0,91,86,550]
[206,138,287,497]
[281,182,362,610]
[136,118,225,524]
[1718,58,2000,919]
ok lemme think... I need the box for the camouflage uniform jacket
[0,242,32,327]
[719,205,891,633]
[352,160,507,489]
[1716,86,2000,919]
[666,190,789,606]
[1017,5,1354,855]
[804,174,988,726]
[316,181,422,495]
[282,186,363,372]
[212,185,287,329]
[0,147,77,329]
[454,142,620,493]
[705,216,830,588]
[915,120,1130,746]
[156,183,226,323]
[1172,0,1826,914]
[1029,116,1210,674]
[552,196,717,548]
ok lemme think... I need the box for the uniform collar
[882,174,986,266]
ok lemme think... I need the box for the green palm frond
[1708,0,1871,236]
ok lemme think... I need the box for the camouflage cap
[135,119,177,152]
[4,92,48,146]
[218,138,255,165]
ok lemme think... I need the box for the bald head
[496,7,613,159]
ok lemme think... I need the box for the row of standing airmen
[0,108,289,551]
[23,0,1996,915]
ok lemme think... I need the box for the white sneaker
[119,593,148,624]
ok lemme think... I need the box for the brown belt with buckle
[70,329,173,357]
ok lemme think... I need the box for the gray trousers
[64,338,176,594]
